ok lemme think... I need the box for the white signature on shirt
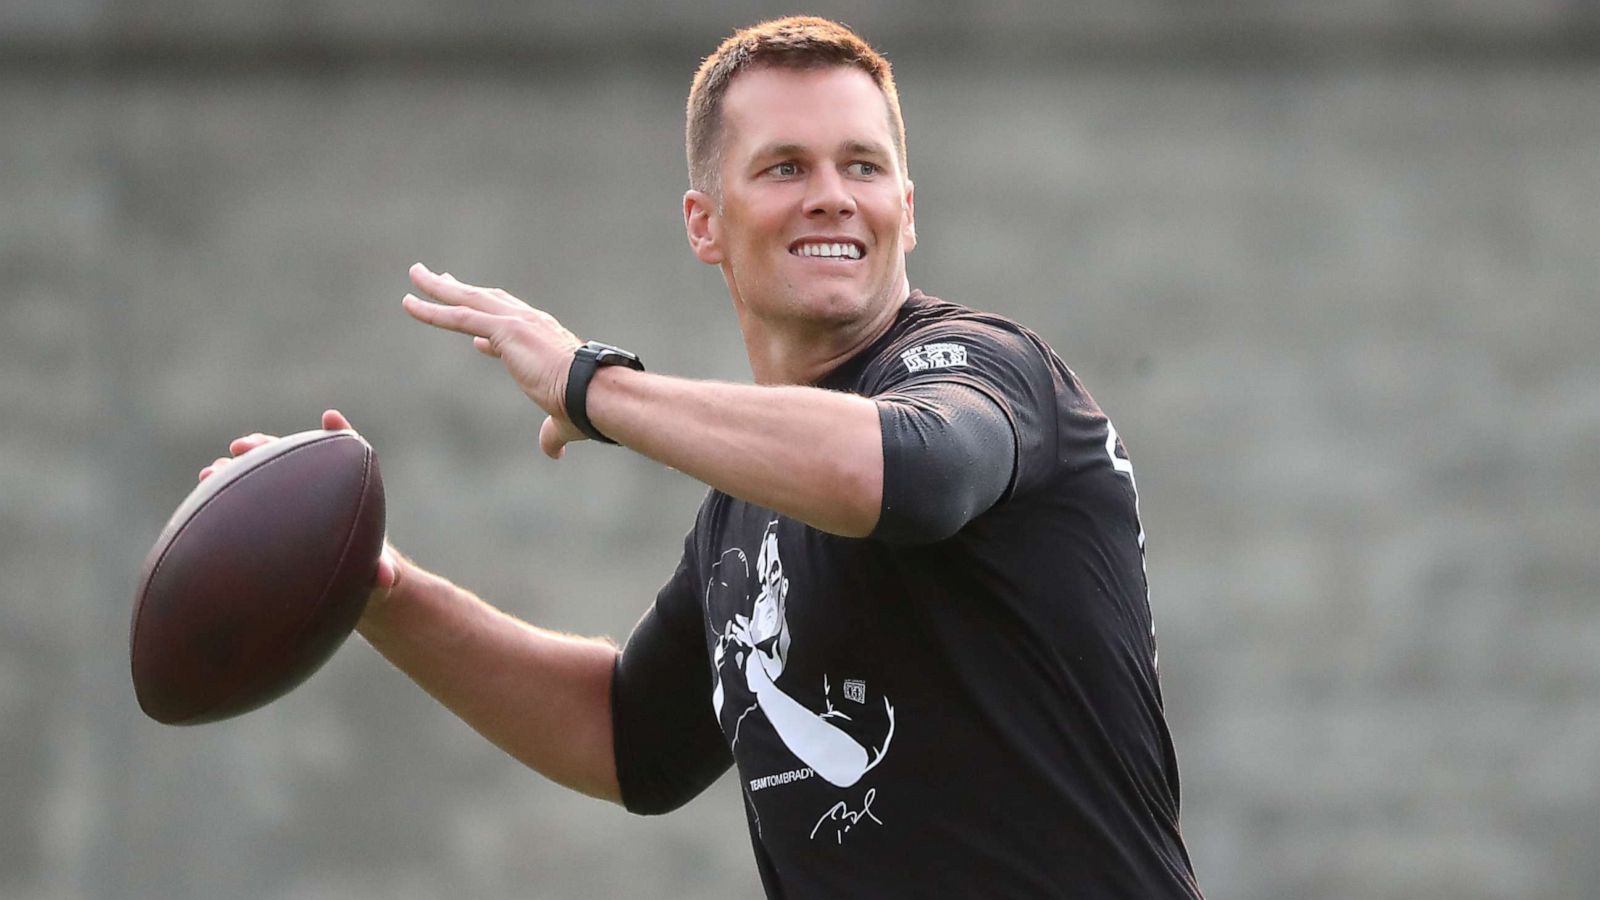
[809,787,883,844]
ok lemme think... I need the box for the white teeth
[794,242,862,259]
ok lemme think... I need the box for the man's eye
[847,162,878,177]
[772,162,800,177]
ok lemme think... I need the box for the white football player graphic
[712,522,894,789]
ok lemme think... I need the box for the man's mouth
[788,240,865,260]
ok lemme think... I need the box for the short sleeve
[611,529,732,815]
[866,320,1060,500]
[871,381,1015,543]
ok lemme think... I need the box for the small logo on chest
[842,679,867,704]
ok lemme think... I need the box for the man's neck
[736,279,910,385]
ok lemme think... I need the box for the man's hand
[729,614,786,690]
[401,264,587,459]
[198,409,402,606]
[203,411,620,802]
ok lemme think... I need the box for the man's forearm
[356,561,622,803]
[586,367,883,537]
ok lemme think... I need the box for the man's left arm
[587,369,885,536]
[402,264,1012,540]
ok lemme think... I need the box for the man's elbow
[872,481,983,545]
[620,786,693,817]
[835,457,885,538]
[615,762,726,816]
[802,434,884,538]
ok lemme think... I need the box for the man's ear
[684,190,725,265]
[901,179,917,253]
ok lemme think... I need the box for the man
[204,16,1201,898]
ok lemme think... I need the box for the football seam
[132,433,352,721]
[178,442,375,725]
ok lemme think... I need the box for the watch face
[591,344,642,368]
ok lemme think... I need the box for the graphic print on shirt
[706,521,896,841]
[900,341,968,373]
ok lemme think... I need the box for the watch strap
[565,342,643,445]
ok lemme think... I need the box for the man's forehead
[720,66,897,155]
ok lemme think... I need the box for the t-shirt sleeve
[611,530,732,815]
[871,381,1015,544]
[866,319,1060,505]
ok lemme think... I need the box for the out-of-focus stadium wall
[2,3,1597,899]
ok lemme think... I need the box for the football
[130,429,385,725]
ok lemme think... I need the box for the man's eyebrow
[751,140,893,160]
[753,142,808,160]
[840,140,892,158]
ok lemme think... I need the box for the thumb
[323,408,354,431]
[538,415,568,459]
[374,545,399,590]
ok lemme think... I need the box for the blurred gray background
[4,2,1598,898]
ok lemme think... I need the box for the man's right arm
[205,411,623,805]
[356,556,623,804]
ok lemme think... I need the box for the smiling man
[686,60,915,374]
[207,15,1201,899]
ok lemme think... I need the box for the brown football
[130,429,385,725]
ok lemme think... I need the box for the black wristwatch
[564,341,644,445]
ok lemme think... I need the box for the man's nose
[804,168,856,218]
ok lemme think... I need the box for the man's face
[687,65,916,332]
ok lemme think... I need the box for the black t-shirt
[617,291,1201,899]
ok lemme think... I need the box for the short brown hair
[686,16,908,195]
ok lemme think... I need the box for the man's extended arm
[586,368,884,538]
[401,264,1013,542]
[204,412,623,805]
[402,263,887,536]
[357,558,622,803]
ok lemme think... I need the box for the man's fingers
[204,406,347,483]
[228,433,276,456]
[472,336,500,358]
[402,293,502,338]
[408,263,522,313]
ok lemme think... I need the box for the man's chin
[737,275,898,331]
[785,294,874,328]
